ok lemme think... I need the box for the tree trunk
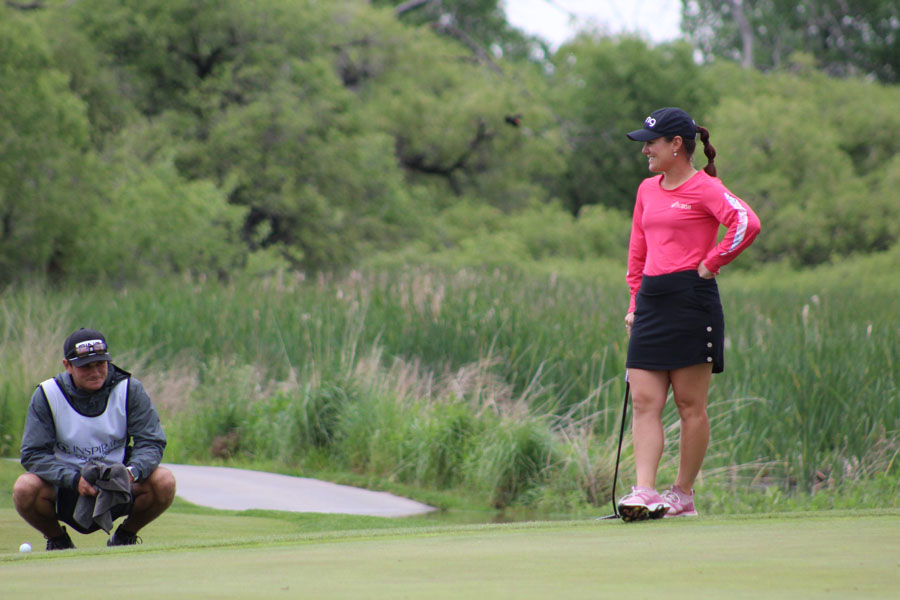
[729,0,754,69]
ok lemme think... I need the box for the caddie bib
[40,377,129,469]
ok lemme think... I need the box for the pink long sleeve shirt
[626,170,761,313]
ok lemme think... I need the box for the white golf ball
[19,542,32,553]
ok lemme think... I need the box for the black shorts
[56,488,134,535]
[626,270,725,373]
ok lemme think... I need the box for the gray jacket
[20,364,167,489]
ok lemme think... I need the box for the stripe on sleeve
[721,192,748,255]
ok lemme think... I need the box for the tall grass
[1,252,897,511]
[711,274,900,493]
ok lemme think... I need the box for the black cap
[64,328,112,367]
[626,107,697,141]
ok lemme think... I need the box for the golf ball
[19,542,32,553]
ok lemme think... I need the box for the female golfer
[618,107,760,522]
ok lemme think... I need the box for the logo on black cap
[627,107,697,142]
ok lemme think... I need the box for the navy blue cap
[64,328,112,366]
[627,107,697,141]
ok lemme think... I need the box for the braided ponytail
[697,126,717,177]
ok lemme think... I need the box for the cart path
[162,463,436,518]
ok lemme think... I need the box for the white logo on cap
[645,116,657,128]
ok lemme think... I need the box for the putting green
[2,512,898,599]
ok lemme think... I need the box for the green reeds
[1,254,897,511]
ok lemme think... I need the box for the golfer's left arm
[701,188,761,276]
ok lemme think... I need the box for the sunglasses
[68,339,108,359]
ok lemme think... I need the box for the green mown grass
[2,506,898,599]
[3,449,899,598]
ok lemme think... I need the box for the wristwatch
[126,466,139,482]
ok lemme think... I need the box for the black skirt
[626,270,725,373]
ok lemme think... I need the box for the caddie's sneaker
[45,527,75,551]
[661,485,698,518]
[107,526,142,547]
[617,486,668,522]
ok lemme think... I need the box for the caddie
[13,328,176,550]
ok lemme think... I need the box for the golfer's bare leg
[628,368,670,489]
[670,363,713,491]
[13,473,64,538]
[120,466,176,534]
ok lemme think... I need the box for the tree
[682,0,900,83]
[355,17,565,212]
[67,0,331,117]
[61,0,564,271]
[0,3,250,284]
[0,8,94,282]
[183,71,421,271]
[68,150,249,282]
[549,36,711,214]
[702,62,900,265]
[374,0,548,64]
[36,10,140,146]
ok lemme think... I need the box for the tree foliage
[1,0,898,285]
[0,2,250,284]
[550,36,711,214]
[374,0,548,63]
[51,0,562,273]
[683,0,900,83]
[0,10,92,279]
[703,61,900,265]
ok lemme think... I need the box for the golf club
[599,373,630,519]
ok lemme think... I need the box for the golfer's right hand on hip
[625,312,634,337]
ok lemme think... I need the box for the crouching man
[13,328,176,550]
